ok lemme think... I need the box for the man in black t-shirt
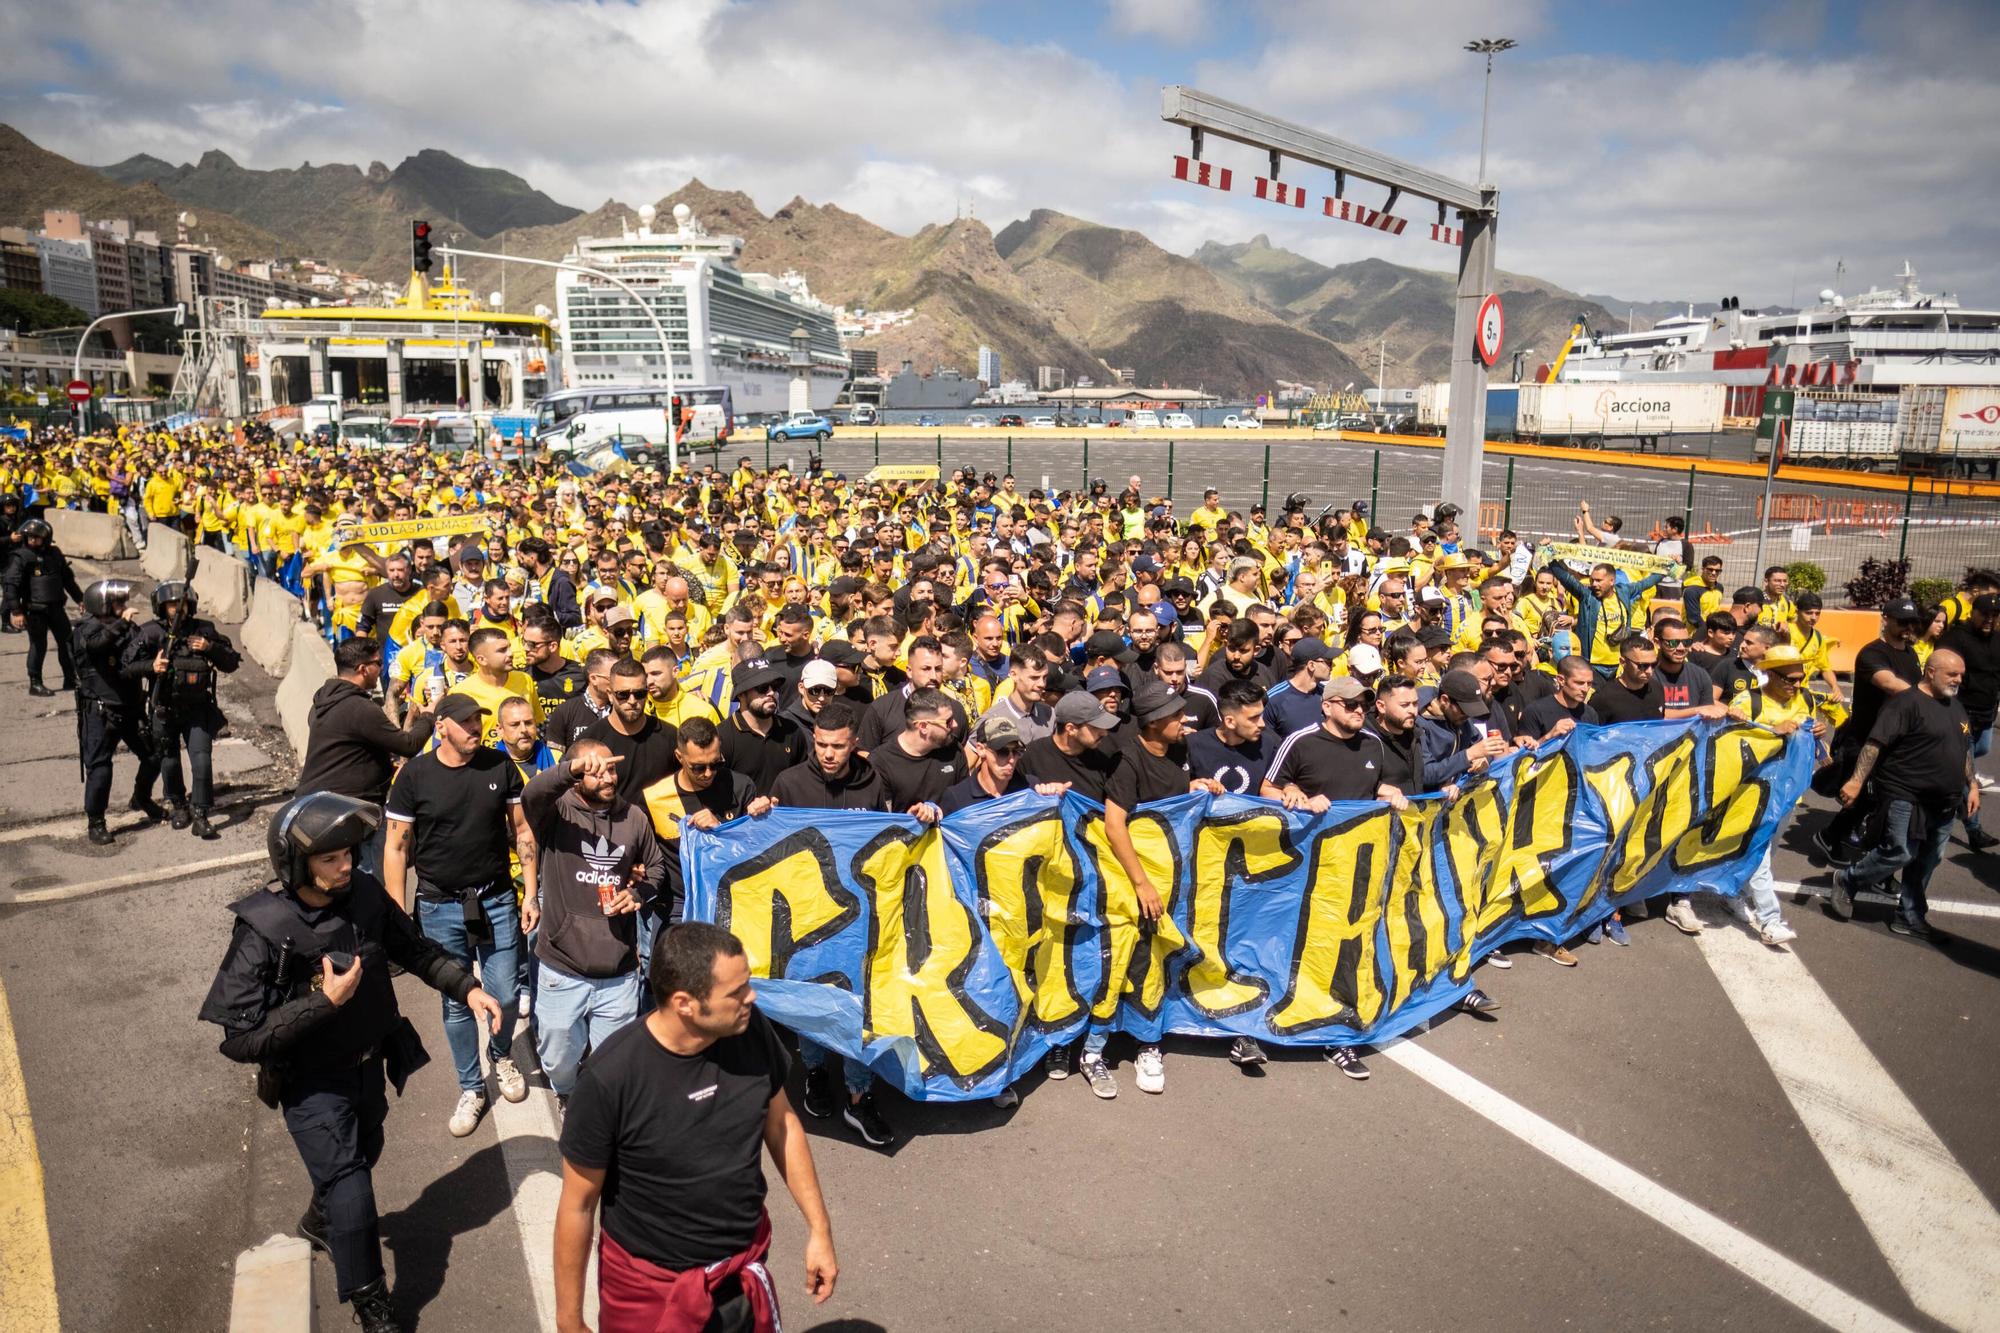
[383,693,535,1137]
[581,657,679,806]
[1822,601,1928,862]
[1267,677,1408,807]
[1589,636,1667,725]
[1833,649,1978,940]
[1937,593,2000,850]
[1652,621,1722,718]
[1074,683,1226,1096]
[1186,678,1278,795]
[1021,692,1120,801]
[545,648,617,755]
[556,923,836,1330]
[640,716,773,954]
[719,659,806,796]
[1521,656,1600,742]
[867,687,965,816]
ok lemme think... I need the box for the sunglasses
[681,760,722,773]
[611,689,648,702]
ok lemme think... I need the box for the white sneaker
[1135,1045,1165,1094]
[1760,921,1799,947]
[1725,896,1755,924]
[1664,899,1704,935]
[517,990,532,1019]
[448,1089,489,1137]
[991,1086,1019,1109]
[492,1056,528,1104]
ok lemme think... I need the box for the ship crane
[1542,313,1591,382]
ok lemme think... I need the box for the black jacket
[73,614,143,707]
[296,678,435,804]
[121,615,241,710]
[768,753,890,811]
[1,543,84,614]
[199,873,472,1086]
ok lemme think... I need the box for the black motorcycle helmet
[0,493,19,509]
[16,517,51,543]
[152,580,198,618]
[267,792,380,891]
[80,579,133,617]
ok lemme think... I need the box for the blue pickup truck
[766,413,834,443]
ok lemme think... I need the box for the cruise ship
[1555,263,2000,395]
[555,203,847,413]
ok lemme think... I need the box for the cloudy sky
[4,0,1996,306]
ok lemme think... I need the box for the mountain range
[2,125,1679,395]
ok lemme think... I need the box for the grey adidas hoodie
[522,762,668,979]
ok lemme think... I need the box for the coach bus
[531,384,734,464]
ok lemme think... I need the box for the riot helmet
[152,580,198,618]
[80,579,133,617]
[0,493,20,509]
[267,791,380,892]
[16,517,51,543]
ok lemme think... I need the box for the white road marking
[491,1084,596,1331]
[1379,1040,1912,1333]
[1696,922,2000,1331]
[0,849,267,905]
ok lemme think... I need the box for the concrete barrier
[140,525,191,582]
[192,545,253,623]
[242,581,304,677]
[275,619,335,758]
[45,508,135,560]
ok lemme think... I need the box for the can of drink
[598,881,616,913]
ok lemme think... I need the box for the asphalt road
[3,553,1998,1333]
[773,430,1997,594]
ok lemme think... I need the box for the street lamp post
[1465,37,1516,185]
[71,302,185,433]
[435,246,681,472]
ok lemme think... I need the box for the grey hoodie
[523,762,667,979]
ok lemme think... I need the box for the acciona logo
[576,832,627,887]
[1594,389,1673,416]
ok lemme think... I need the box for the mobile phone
[324,950,356,970]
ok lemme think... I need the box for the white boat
[554,203,847,414]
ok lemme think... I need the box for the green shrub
[1909,577,1955,611]
[1784,561,1826,594]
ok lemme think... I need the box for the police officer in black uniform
[2,517,84,694]
[198,791,506,1333]
[123,579,240,839]
[71,578,165,845]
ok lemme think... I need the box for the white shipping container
[1941,387,2000,457]
[1517,382,1726,438]
[1416,381,1451,430]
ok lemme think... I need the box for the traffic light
[411,220,433,273]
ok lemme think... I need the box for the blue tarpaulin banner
[684,718,1815,1102]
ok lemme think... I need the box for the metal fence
[749,431,2000,607]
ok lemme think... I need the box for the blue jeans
[1742,849,1784,929]
[1846,797,1953,928]
[416,891,521,1092]
[533,963,639,1096]
[1964,728,1991,833]
[800,1040,873,1097]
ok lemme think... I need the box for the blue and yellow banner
[684,718,1814,1102]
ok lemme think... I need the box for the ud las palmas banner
[684,718,1814,1102]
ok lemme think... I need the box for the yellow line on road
[0,975,60,1332]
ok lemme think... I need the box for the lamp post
[1465,37,1516,186]
[71,302,185,433]
[436,246,680,471]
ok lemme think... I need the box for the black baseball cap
[1883,598,1926,623]
[818,641,866,668]
[1084,630,1137,664]
[435,693,490,727]
[1438,669,1490,718]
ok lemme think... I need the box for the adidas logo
[578,832,628,886]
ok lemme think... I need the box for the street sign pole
[1159,86,1497,516]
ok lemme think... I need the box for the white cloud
[0,0,1994,308]
[1105,0,1211,44]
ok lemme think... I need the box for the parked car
[1311,417,1343,431]
[1221,414,1263,430]
[1029,415,1057,428]
[1126,410,1161,430]
[996,414,1026,428]
[915,415,940,427]
[767,413,834,442]
[848,404,878,426]
[1162,412,1195,430]
[963,414,994,429]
